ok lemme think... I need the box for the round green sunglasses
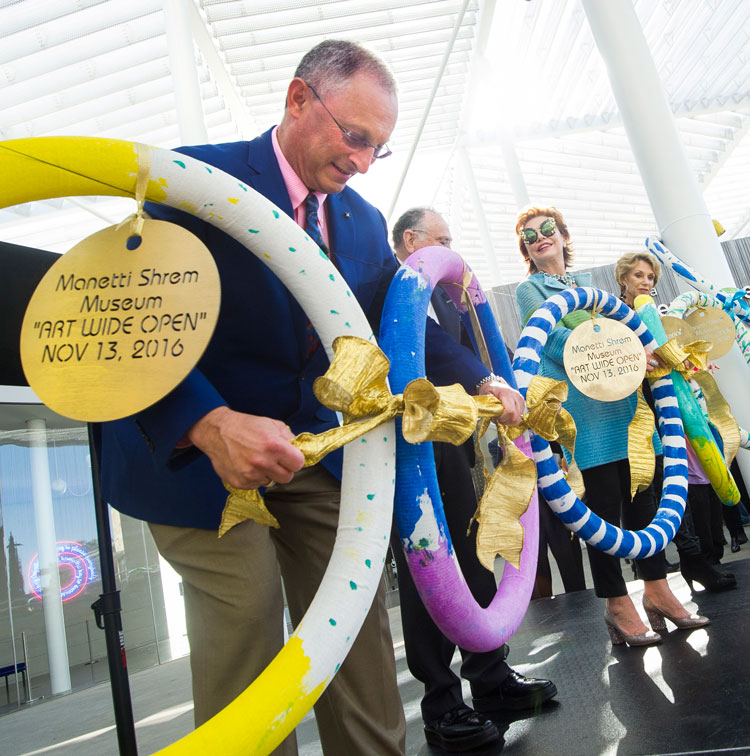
[520,218,556,245]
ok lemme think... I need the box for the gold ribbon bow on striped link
[221,335,508,536]
[650,338,711,379]
[469,375,581,571]
[220,336,579,571]
[625,338,714,500]
[651,337,740,467]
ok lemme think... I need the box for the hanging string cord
[116,143,151,237]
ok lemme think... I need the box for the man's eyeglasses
[519,218,556,245]
[411,228,451,247]
[306,82,392,160]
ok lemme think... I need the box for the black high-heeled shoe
[680,552,737,592]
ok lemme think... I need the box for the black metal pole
[87,424,138,755]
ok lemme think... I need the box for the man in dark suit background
[98,43,525,755]
[390,207,557,753]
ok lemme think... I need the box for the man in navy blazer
[98,41,523,755]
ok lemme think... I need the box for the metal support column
[387,0,471,220]
[163,0,208,145]
[582,0,750,485]
[460,146,501,285]
[499,129,530,210]
[26,418,71,696]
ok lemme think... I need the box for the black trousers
[724,498,745,539]
[391,440,510,722]
[673,494,703,555]
[729,457,750,531]
[691,484,727,561]
[533,492,587,599]
[582,458,668,598]
[653,453,703,557]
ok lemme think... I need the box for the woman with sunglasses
[515,206,707,647]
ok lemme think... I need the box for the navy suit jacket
[431,287,471,347]
[98,129,488,529]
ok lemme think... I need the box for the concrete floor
[2,532,747,756]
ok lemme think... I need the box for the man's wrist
[186,405,229,447]
[475,373,506,391]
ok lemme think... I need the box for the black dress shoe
[737,530,748,545]
[473,669,558,713]
[731,536,741,553]
[680,553,736,592]
[423,704,499,752]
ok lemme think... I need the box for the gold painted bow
[469,424,536,572]
[650,336,740,464]
[509,375,584,498]
[631,337,713,498]
[220,336,514,537]
[627,387,656,499]
[681,341,711,372]
[469,374,582,571]
[650,338,711,378]
[691,370,741,467]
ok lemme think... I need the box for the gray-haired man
[390,207,557,753]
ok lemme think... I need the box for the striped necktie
[303,193,328,359]
[304,192,328,256]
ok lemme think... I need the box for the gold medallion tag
[563,318,646,401]
[684,307,735,359]
[660,315,697,345]
[20,220,221,421]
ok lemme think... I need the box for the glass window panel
[0,402,189,719]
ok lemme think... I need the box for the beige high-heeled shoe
[604,606,661,646]
[642,595,710,632]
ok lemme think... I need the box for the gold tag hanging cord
[117,142,151,238]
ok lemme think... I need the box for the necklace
[546,271,577,287]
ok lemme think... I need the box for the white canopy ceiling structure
[2,0,749,287]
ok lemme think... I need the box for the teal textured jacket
[515,271,659,472]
